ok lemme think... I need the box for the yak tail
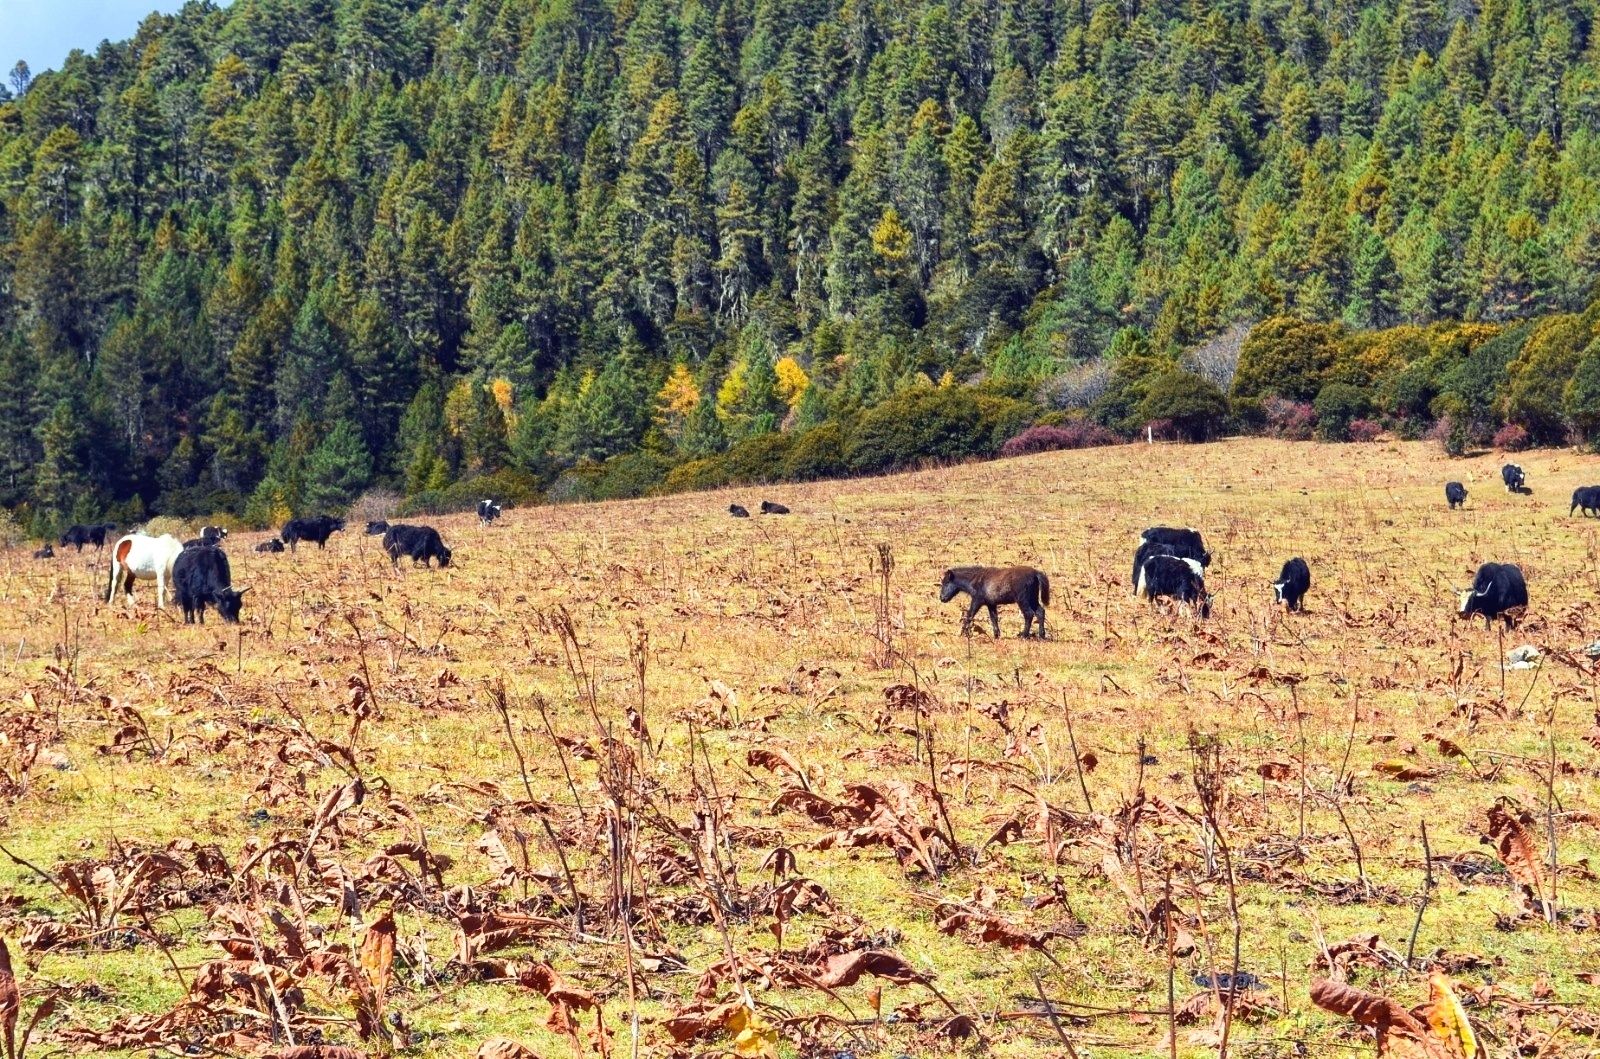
[1037,571,1051,607]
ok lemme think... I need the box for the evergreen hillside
[3,0,1600,525]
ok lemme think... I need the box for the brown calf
[939,566,1050,638]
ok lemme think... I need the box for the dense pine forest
[4,0,1600,527]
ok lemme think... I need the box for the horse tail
[1037,571,1050,607]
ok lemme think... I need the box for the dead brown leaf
[814,950,928,988]
[1485,805,1553,918]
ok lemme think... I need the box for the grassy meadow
[1,436,1598,1058]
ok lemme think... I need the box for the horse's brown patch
[115,539,132,564]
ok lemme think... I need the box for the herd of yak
[938,462,1551,638]
[23,458,1585,635]
[34,500,503,626]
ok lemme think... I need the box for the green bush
[845,386,1029,474]
[400,468,543,514]
[664,457,733,493]
[1434,323,1530,441]
[976,395,1039,448]
[593,451,679,500]
[1137,371,1230,442]
[1500,314,1588,444]
[1565,338,1600,446]
[1228,396,1267,434]
[1312,382,1373,441]
[544,465,606,504]
[1231,316,1342,402]
[720,432,796,483]
[1090,346,1171,434]
[782,423,850,481]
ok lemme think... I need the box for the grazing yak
[1136,554,1212,618]
[1272,557,1311,612]
[33,544,53,559]
[729,504,750,518]
[760,500,790,514]
[281,515,345,552]
[107,533,185,608]
[478,500,502,525]
[939,566,1050,638]
[1140,527,1211,564]
[1445,482,1468,509]
[1131,527,1211,588]
[382,524,452,568]
[365,520,389,536]
[1131,533,1210,589]
[173,546,247,624]
[1502,463,1526,492]
[255,539,285,553]
[59,522,116,552]
[1572,486,1600,517]
[1457,562,1528,629]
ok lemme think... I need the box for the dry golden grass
[0,437,1597,1058]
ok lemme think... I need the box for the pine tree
[303,419,375,511]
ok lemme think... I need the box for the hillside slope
[3,0,1600,522]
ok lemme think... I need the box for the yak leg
[961,599,979,634]
[987,604,1001,639]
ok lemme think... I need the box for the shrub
[1228,396,1267,434]
[978,395,1041,447]
[720,431,795,483]
[1346,419,1384,442]
[1425,414,1467,457]
[663,457,732,493]
[1312,382,1372,441]
[1137,370,1230,442]
[401,469,543,515]
[845,387,1026,474]
[1436,323,1530,440]
[999,422,1121,457]
[593,451,678,500]
[1500,314,1587,444]
[1563,337,1600,445]
[543,465,605,504]
[1492,423,1531,451]
[1263,397,1315,440]
[782,423,849,481]
[1231,316,1342,401]
[1090,347,1171,433]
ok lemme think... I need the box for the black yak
[173,546,247,624]
[1457,562,1527,630]
[1272,557,1311,612]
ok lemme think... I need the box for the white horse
[106,533,185,608]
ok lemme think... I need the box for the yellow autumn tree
[490,376,517,430]
[773,356,809,407]
[871,207,912,262]
[716,361,749,421]
[655,363,700,446]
